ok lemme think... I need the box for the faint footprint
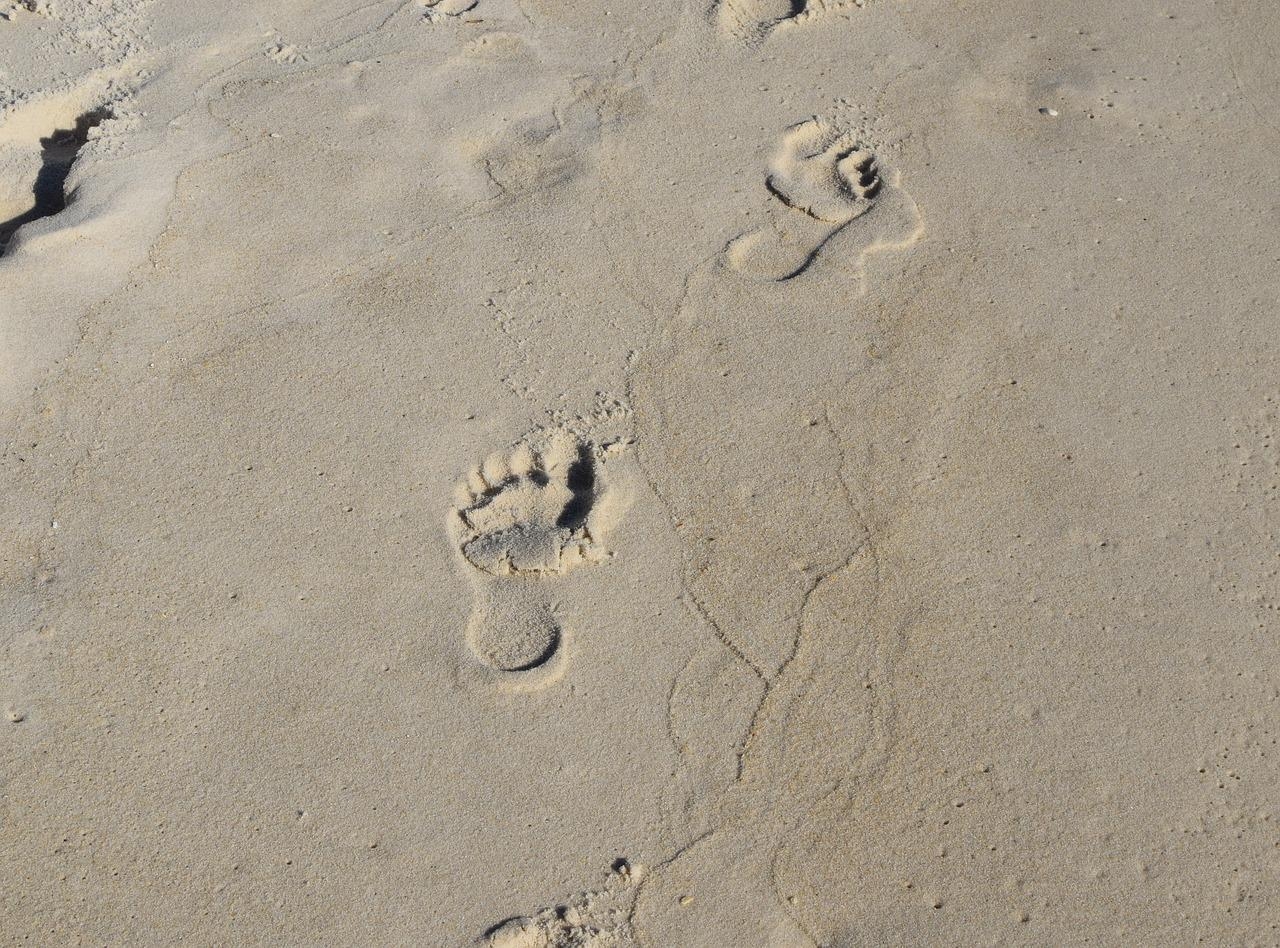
[455,91,607,201]
[726,118,903,282]
[266,43,304,65]
[713,0,868,46]
[450,427,619,689]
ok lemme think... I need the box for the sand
[1,0,1278,944]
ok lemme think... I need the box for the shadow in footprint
[555,444,597,530]
[0,107,113,256]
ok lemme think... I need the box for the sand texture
[2,0,1278,944]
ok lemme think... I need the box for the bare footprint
[484,860,641,947]
[713,0,868,46]
[726,118,913,282]
[450,427,620,690]
[420,0,478,22]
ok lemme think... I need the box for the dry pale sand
[1,0,1278,945]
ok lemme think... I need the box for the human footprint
[449,427,620,689]
[419,0,478,21]
[714,0,871,47]
[726,118,885,282]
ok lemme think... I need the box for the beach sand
[2,0,1278,944]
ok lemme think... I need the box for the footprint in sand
[726,118,907,282]
[484,859,640,947]
[714,0,869,46]
[419,0,478,22]
[450,427,619,690]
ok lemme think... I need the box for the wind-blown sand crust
[2,0,1278,944]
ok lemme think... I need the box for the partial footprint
[420,0,478,22]
[450,427,620,690]
[266,43,304,65]
[764,118,880,223]
[713,0,868,46]
[726,118,912,282]
[484,860,640,947]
